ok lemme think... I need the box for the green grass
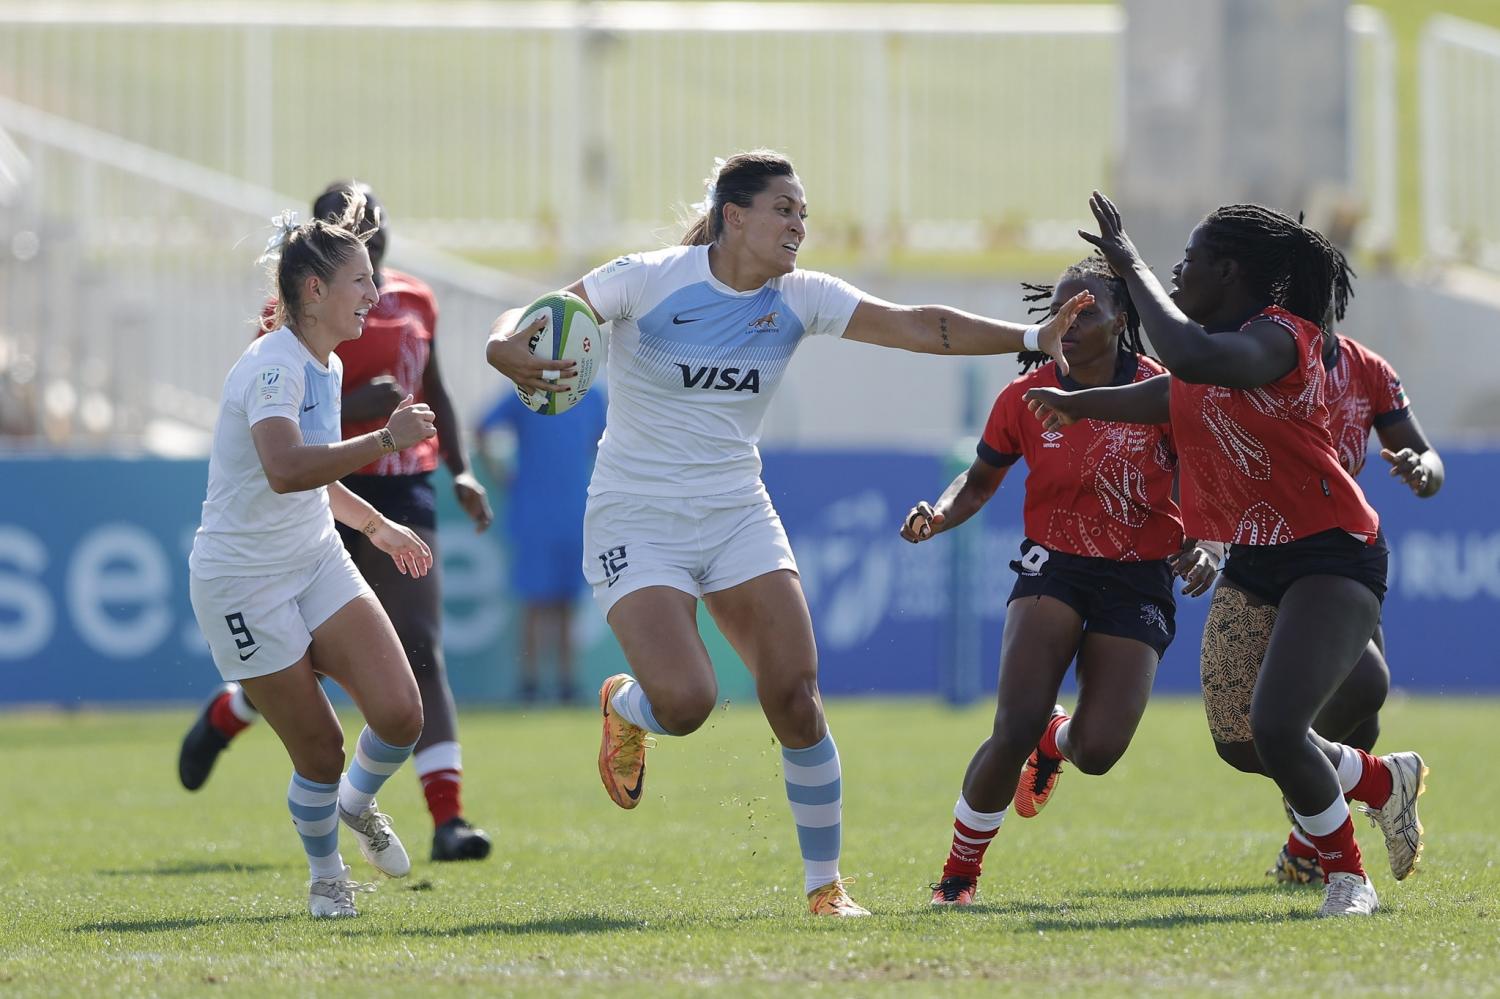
[1,696,1497,997]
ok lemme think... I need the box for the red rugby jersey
[262,269,442,476]
[336,269,440,476]
[1323,334,1410,477]
[1168,306,1380,545]
[979,352,1184,561]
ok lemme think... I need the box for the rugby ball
[514,291,601,416]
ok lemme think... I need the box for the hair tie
[256,209,300,266]
[689,156,727,217]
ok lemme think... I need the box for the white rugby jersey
[190,326,345,578]
[582,244,862,497]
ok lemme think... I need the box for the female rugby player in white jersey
[189,196,438,918]
[485,150,1090,917]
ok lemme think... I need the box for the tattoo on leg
[939,316,951,351]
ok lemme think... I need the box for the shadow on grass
[1025,908,1315,932]
[98,861,278,877]
[1071,884,1285,902]
[906,900,1053,918]
[342,915,645,938]
[75,914,295,933]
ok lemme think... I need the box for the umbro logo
[1041,430,1064,442]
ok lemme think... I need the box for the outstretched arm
[900,457,1012,543]
[842,291,1093,375]
[1024,374,1172,431]
[1079,192,1297,388]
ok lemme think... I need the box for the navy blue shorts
[335,473,437,550]
[1222,528,1389,606]
[1007,538,1177,658]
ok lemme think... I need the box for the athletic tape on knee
[1199,586,1277,744]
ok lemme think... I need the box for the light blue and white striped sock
[782,732,843,895]
[610,677,669,735]
[288,772,345,879]
[338,726,416,817]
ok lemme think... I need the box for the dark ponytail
[682,150,797,246]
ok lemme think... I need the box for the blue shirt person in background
[475,386,607,703]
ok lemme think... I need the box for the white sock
[610,678,668,734]
[1053,719,1073,762]
[1334,743,1362,794]
[228,685,259,723]
[412,741,462,780]
[1292,795,1351,837]
[953,793,1007,833]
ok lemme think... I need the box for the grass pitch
[1,696,1496,997]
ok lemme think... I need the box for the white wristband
[1022,324,1041,352]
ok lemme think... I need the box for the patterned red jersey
[262,268,442,476]
[1323,334,1410,477]
[1168,306,1380,545]
[979,352,1184,561]
[336,269,440,476]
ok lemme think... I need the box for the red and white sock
[1335,745,1393,809]
[208,686,257,740]
[413,741,464,828]
[1286,826,1319,861]
[1292,796,1365,879]
[1039,713,1071,762]
[942,794,1007,880]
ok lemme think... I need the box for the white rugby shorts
[189,537,372,681]
[582,482,798,617]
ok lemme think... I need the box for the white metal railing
[0,2,1396,260]
[1348,4,1396,254]
[0,96,542,447]
[1421,14,1500,271]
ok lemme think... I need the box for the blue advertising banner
[0,448,1495,705]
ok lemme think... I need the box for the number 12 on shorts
[599,546,628,588]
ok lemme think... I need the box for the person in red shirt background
[1026,195,1429,918]
[901,254,1221,908]
[1258,328,1445,884]
[179,182,496,864]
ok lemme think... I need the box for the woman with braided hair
[1026,194,1429,919]
[903,254,1222,908]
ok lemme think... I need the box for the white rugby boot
[1359,751,1428,881]
[1315,871,1379,917]
[339,802,411,878]
[308,865,375,918]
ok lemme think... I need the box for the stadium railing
[0,2,1394,259]
[1421,15,1500,272]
